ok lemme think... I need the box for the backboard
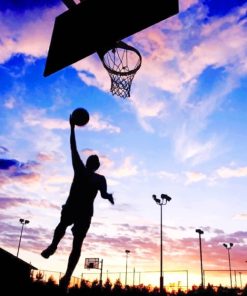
[44,0,179,77]
[84,258,100,269]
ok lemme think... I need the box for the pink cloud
[0,158,41,186]
[37,152,56,162]
[0,197,59,210]
[0,217,246,274]
[180,0,199,12]
[0,5,64,63]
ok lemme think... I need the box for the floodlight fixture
[196,229,204,235]
[223,243,234,250]
[161,194,172,202]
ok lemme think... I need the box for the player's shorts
[61,204,92,237]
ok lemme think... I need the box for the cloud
[23,109,69,130]
[195,226,225,235]
[216,166,247,179]
[157,170,178,181]
[0,158,41,186]
[0,196,59,210]
[180,0,200,12]
[132,2,247,141]
[4,96,16,109]
[111,157,138,178]
[0,146,9,155]
[0,159,19,170]
[73,55,110,92]
[0,5,64,64]
[23,108,120,133]
[185,171,207,184]
[173,123,217,164]
[233,213,247,220]
[178,4,247,83]
[37,152,57,162]
[0,214,246,273]
[84,224,247,269]
[87,113,121,134]
[130,90,167,132]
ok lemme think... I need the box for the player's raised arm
[70,115,84,173]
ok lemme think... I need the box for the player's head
[86,155,100,172]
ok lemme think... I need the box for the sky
[0,0,247,289]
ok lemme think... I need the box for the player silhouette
[41,114,114,288]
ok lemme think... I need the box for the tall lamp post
[17,218,30,257]
[239,272,242,289]
[223,242,234,288]
[152,193,172,295]
[125,250,130,286]
[195,229,204,288]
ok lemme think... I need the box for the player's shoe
[41,245,57,259]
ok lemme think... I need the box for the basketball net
[98,41,142,99]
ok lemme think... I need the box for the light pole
[99,259,103,287]
[17,218,30,257]
[195,229,204,288]
[152,193,172,295]
[125,249,130,286]
[223,242,234,288]
[239,272,242,289]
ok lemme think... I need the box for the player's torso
[66,169,102,213]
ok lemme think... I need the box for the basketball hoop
[98,41,142,99]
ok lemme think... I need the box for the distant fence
[31,269,247,290]
[203,270,247,288]
[32,269,189,291]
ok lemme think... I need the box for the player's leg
[41,206,72,258]
[41,221,67,258]
[59,234,84,288]
[60,217,91,287]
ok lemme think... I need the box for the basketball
[71,108,90,126]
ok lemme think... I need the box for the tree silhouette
[35,271,44,281]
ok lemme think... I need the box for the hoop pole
[99,259,103,287]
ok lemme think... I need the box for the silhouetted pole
[160,202,163,293]
[195,229,204,288]
[17,218,30,257]
[99,259,103,287]
[152,194,172,295]
[125,249,130,286]
[234,270,237,287]
[223,243,234,288]
[239,272,242,289]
